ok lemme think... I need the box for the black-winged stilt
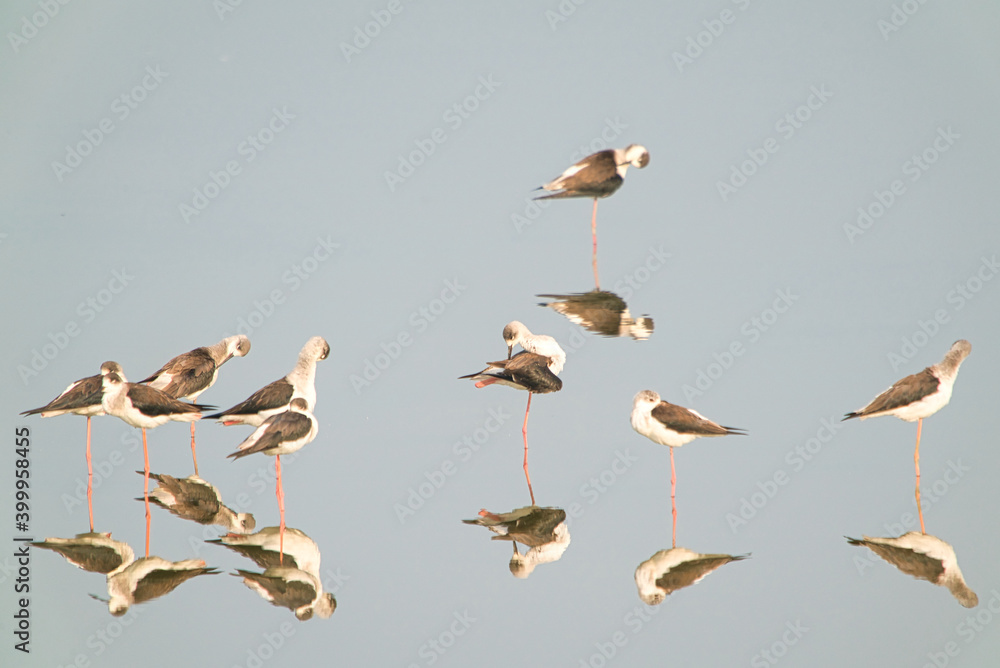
[635,548,748,605]
[31,532,134,575]
[631,390,746,547]
[140,471,256,534]
[139,335,250,476]
[22,361,123,531]
[100,370,210,556]
[227,398,318,562]
[538,290,654,339]
[460,350,564,505]
[210,526,335,619]
[105,556,219,616]
[843,340,971,534]
[463,506,571,578]
[208,336,328,426]
[536,144,649,289]
[846,532,977,608]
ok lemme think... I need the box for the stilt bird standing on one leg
[843,339,971,534]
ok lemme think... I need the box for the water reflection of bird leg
[914,418,925,534]
[190,423,200,477]
[276,455,285,565]
[143,428,150,558]
[86,416,94,532]
[670,446,677,549]
[591,198,600,290]
[522,393,535,505]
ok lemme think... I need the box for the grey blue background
[2,1,999,666]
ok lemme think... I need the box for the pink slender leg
[143,428,150,557]
[915,418,925,534]
[276,455,285,564]
[523,393,535,505]
[86,416,94,532]
[190,422,199,477]
[670,446,677,548]
[591,198,600,290]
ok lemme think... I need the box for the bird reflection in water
[32,532,134,575]
[139,471,256,534]
[537,290,653,340]
[846,532,978,608]
[207,526,336,620]
[33,531,219,615]
[634,548,748,605]
[462,506,570,578]
[104,557,219,616]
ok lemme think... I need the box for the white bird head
[225,335,252,361]
[633,389,661,410]
[623,144,650,169]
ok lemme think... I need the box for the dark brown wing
[207,378,293,419]
[650,402,743,436]
[125,384,209,417]
[236,570,316,609]
[845,368,939,419]
[30,541,126,574]
[132,565,219,604]
[491,508,567,547]
[144,473,221,523]
[846,537,944,583]
[537,150,623,198]
[22,374,102,415]
[139,348,217,399]
[229,411,313,459]
[502,353,563,393]
[654,555,748,595]
[538,291,626,336]
[206,539,299,570]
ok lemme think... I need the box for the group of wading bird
[23,335,330,562]
[459,145,978,603]
[25,145,977,605]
